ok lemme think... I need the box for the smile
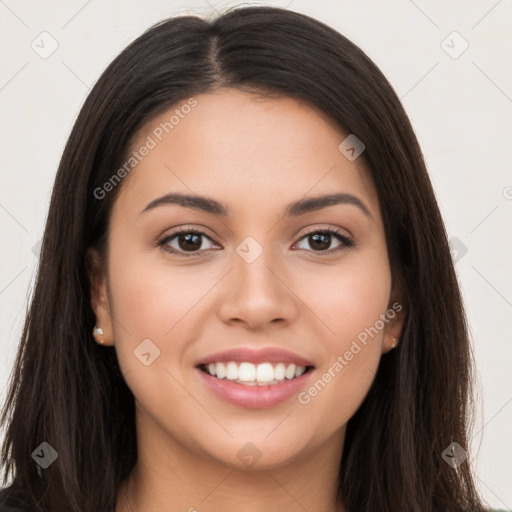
[195,346,315,408]
[199,361,310,386]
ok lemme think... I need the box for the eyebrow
[140,192,373,220]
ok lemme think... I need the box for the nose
[216,245,299,331]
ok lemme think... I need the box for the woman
[0,5,493,511]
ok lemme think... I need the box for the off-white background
[0,0,511,509]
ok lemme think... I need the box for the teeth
[216,362,226,379]
[256,363,274,382]
[203,361,308,384]
[274,363,286,380]
[285,364,297,379]
[226,362,238,380]
[238,362,256,382]
[295,366,306,377]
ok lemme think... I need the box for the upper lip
[195,347,314,367]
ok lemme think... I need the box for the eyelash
[157,226,355,258]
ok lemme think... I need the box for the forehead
[115,88,380,223]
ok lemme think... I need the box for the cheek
[294,251,391,424]
[106,249,213,414]
[301,249,392,347]
[107,247,211,336]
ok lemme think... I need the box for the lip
[195,347,314,367]
[196,366,315,409]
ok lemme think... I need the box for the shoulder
[0,486,33,512]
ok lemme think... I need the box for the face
[89,88,404,471]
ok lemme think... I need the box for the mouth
[197,361,315,386]
[194,346,316,408]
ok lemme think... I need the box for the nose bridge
[217,233,297,328]
[234,234,282,299]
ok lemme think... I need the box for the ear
[382,280,406,354]
[86,247,114,346]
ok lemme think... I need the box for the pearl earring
[93,325,104,344]
[390,335,398,349]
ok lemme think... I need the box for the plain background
[0,0,511,509]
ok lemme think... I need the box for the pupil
[310,233,330,250]
[179,233,201,251]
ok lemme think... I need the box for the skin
[88,88,404,512]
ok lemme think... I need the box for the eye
[293,227,354,254]
[158,227,219,257]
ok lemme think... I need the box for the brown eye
[174,232,203,252]
[159,229,218,257]
[294,228,354,253]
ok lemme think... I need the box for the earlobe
[86,247,115,346]
[382,333,400,354]
[383,289,406,353]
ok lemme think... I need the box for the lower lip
[196,367,314,409]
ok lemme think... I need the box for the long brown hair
[0,6,486,511]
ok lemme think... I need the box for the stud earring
[93,325,104,344]
[390,335,398,349]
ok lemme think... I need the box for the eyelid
[157,224,217,243]
[299,225,353,242]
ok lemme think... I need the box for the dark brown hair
[0,6,486,511]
